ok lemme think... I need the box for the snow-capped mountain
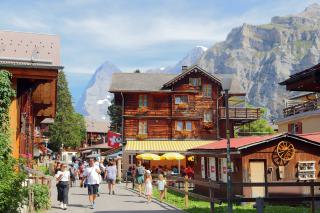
[76,61,121,121]
[147,46,208,73]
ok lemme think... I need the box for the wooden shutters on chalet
[138,120,147,134]
[139,94,148,107]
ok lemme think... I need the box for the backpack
[137,166,144,176]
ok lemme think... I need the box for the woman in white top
[55,163,70,210]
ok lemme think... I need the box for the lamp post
[221,75,233,213]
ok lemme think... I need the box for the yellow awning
[125,140,212,153]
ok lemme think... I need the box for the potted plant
[136,134,148,140]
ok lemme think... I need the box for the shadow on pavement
[94,211,181,213]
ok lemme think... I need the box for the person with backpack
[135,161,145,197]
[69,164,76,187]
[82,158,101,209]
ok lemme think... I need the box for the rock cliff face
[76,61,121,121]
[197,3,320,119]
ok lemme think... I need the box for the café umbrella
[136,153,161,161]
[160,152,185,174]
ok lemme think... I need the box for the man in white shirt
[83,158,101,209]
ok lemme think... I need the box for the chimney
[182,65,188,72]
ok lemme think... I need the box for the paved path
[48,182,183,213]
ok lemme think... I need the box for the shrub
[38,165,50,175]
[31,184,51,210]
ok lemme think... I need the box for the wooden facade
[110,65,260,142]
[189,133,320,198]
[7,67,59,159]
[0,30,61,159]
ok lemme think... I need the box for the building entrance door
[250,161,265,198]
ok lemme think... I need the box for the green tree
[0,70,27,213]
[237,107,274,136]
[49,71,86,151]
[107,98,122,133]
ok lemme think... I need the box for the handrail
[283,98,320,117]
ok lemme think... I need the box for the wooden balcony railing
[219,107,260,120]
[283,98,320,117]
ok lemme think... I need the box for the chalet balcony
[219,107,260,123]
[283,98,320,118]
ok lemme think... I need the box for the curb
[124,186,188,213]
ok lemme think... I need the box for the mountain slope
[76,61,121,121]
[147,46,207,73]
[198,3,320,119]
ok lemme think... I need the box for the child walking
[145,170,153,203]
[157,174,166,202]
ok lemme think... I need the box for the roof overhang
[162,65,222,89]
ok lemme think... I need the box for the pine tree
[49,71,86,151]
[107,98,122,133]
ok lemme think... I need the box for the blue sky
[0,0,318,102]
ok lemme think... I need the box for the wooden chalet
[0,31,61,159]
[277,63,320,134]
[84,118,109,147]
[188,133,320,198]
[109,65,260,172]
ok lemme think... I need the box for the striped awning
[125,140,212,153]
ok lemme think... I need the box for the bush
[31,184,51,210]
[0,159,27,213]
[38,165,50,175]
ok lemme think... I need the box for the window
[186,121,192,131]
[203,84,212,97]
[176,121,192,131]
[176,121,183,131]
[175,95,188,104]
[139,94,148,107]
[288,122,302,134]
[204,111,213,122]
[189,78,201,86]
[139,120,147,134]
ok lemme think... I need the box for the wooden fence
[126,175,320,213]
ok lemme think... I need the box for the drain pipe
[216,89,224,140]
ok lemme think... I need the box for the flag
[107,131,121,148]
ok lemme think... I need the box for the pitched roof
[162,65,221,88]
[279,63,320,85]
[109,66,245,94]
[109,73,176,92]
[188,132,320,152]
[85,119,109,133]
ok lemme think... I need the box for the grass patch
[152,188,311,213]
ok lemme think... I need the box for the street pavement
[48,182,183,213]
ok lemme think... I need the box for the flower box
[177,103,188,110]
[203,122,213,129]
[136,134,148,140]
[137,106,148,114]
[176,130,189,138]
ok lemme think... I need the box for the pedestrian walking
[55,163,70,210]
[135,161,145,197]
[105,160,117,195]
[157,174,166,202]
[145,170,153,204]
[82,158,101,209]
[69,164,76,187]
